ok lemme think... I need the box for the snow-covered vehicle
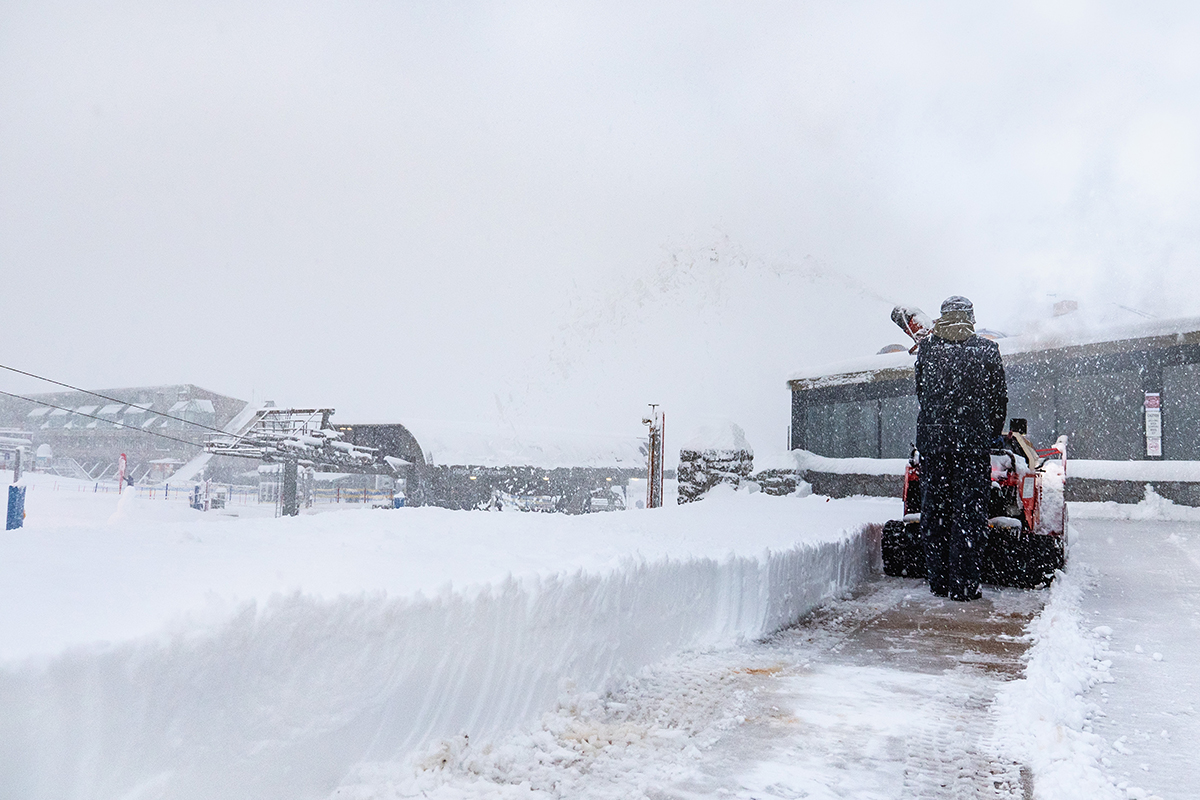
[881,420,1068,589]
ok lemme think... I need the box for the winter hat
[933,295,976,342]
[936,296,974,323]
[939,295,975,323]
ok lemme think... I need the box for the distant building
[0,385,249,483]
[788,316,1200,462]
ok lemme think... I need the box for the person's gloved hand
[991,435,1006,450]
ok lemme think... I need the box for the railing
[28,480,397,508]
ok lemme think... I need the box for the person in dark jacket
[915,296,1007,601]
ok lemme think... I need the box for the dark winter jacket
[914,332,1007,455]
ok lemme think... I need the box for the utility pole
[642,404,664,509]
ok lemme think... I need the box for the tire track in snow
[897,688,1024,799]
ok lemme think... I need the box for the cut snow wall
[0,531,873,800]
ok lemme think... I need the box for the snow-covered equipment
[204,408,407,516]
[890,305,933,354]
[881,419,1068,588]
[204,408,402,476]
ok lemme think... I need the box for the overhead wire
[0,362,239,437]
[0,389,201,447]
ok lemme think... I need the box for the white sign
[1145,408,1163,438]
[1147,436,1163,457]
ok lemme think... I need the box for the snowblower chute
[881,420,1068,589]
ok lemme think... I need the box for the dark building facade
[789,321,1200,462]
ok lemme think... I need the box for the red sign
[1145,393,1161,409]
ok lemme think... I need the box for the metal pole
[282,457,299,517]
[643,405,663,509]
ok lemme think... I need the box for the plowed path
[337,577,1045,799]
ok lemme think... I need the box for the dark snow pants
[919,449,989,600]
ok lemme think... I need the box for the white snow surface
[791,449,909,476]
[1071,484,1200,522]
[995,503,1200,800]
[680,418,752,453]
[0,472,885,800]
[994,560,1119,799]
[1068,459,1200,483]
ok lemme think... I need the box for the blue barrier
[6,486,26,530]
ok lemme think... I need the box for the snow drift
[0,480,885,800]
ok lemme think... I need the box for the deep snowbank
[0,478,887,800]
[994,563,1118,799]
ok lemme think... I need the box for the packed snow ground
[1065,517,1200,800]
[0,472,881,800]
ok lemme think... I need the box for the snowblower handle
[891,306,933,353]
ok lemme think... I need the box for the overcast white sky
[3,1,1199,454]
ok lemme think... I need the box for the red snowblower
[881,307,1069,589]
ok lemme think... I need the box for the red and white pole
[643,405,664,509]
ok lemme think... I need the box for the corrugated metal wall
[791,339,1200,461]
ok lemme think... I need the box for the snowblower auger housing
[880,419,1068,589]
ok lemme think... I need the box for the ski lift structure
[204,407,409,516]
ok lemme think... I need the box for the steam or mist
[2,2,1198,453]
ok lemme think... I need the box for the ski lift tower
[642,404,664,509]
[204,407,409,516]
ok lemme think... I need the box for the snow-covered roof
[99,404,124,415]
[401,419,647,469]
[27,408,49,417]
[168,399,216,414]
[681,419,752,453]
[790,314,1200,388]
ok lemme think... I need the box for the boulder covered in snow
[678,420,754,504]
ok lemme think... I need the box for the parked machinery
[881,419,1068,589]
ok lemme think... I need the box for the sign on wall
[1145,393,1162,457]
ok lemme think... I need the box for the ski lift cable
[0,362,249,438]
[0,388,200,447]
